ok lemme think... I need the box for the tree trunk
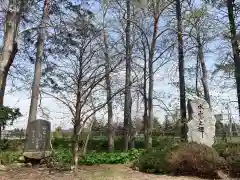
[83,94,97,154]
[83,117,95,154]
[71,124,79,171]
[195,55,200,97]
[0,42,18,105]
[71,86,82,171]
[123,0,132,152]
[141,37,148,148]
[103,30,114,152]
[227,0,240,118]
[71,44,84,171]
[0,2,18,94]
[27,0,50,130]
[196,32,211,109]
[0,1,21,133]
[129,97,134,149]
[0,126,2,140]
[176,0,187,142]
[146,11,159,149]
[0,42,18,134]
[0,6,20,104]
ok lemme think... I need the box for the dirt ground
[0,164,202,180]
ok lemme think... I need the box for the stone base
[23,151,52,160]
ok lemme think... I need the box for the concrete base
[23,151,52,160]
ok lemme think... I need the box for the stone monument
[187,97,216,147]
[23,119,52,159]
[214,114,223,122]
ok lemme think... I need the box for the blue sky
[2,0,239,131]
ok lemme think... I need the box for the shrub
[128,148,145,161]
[222,143,240,158]
[52,138,71,150]
[0,151,21,164]
[51,137,176,152]
[51,148,144,166]
[0,139,9,150]
[223,143,240,177]
[79,152,129,165]
[166,142,228,178]
[226,153,240,177]
[52,148,72,164]
[132,140,175,173]
[79,149,144,165]
[213,143,228,157]
[0,139,24,151]
[4,136,177,152]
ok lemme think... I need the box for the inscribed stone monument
[23,119,52,159]
[187,98,216,147]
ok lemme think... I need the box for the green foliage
[213,142,228,156]
[52,137,171,152]
[213,142,240,158]
[213,62,234,76]
[52,138,72,150]
[3,136,179,153]
[0,151,21,164]
[11,128,25,137]
[0,106,22,131]
[79,149,144,165]
[223,143,240,157]
[50,147,144,166]
[52,148,72,164]
[227,153,240,177]
[53,126,62,139]
[128,148,145,161]
[166,142,228,178]
[79,152,129,165]
[0,139,24,151]
[132,140,175,173]
[0,139,8,150]
[221,143,240,177]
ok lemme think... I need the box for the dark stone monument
[23,119,52,159]
[214,114,223,122]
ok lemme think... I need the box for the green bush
[0,139,24,151]
[222,143,240,177]
[213,143,228,157]
[226,153,240,177]
[4,137,178,152]
[0,139,9,150]
[166,142,228,178]
[51,137,176,152]
[222,143,240,158]
[132,140,175,173]
[52,148,72,164]
[0,151,21,164]
[79,152,129,165]
[128,148,145,161]
[51,147,144,165]
[79,149,144,165]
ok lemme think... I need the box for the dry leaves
[0,164,201,180]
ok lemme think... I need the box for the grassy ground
[215,136,240,144]
[0,164,201,180]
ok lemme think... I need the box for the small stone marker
[214,114,223,122]
[187,98,216,147]
[23,119,52,159]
